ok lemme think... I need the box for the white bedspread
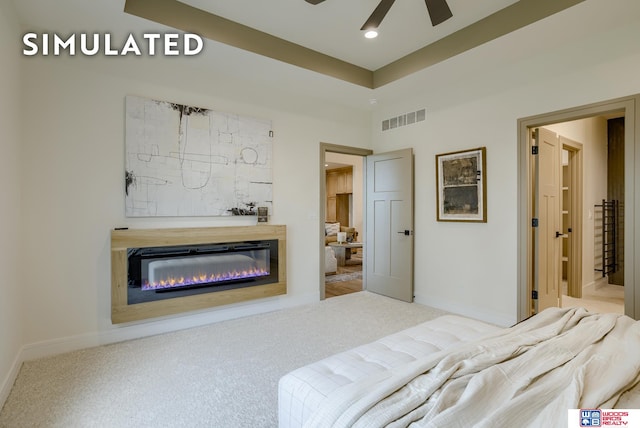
[305,307,640,428]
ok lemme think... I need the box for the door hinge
[531,146,539,155]
[532,290,538,300]
[532,218,539,228]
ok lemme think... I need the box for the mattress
[278,314,502,428]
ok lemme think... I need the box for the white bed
[278,314,502,428]
[278,307,640,428]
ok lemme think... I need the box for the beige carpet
[0,292,447,428]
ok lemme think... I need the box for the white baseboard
[0,351,23,411]
[414,294,515,328]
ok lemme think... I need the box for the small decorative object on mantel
[257,206,269,223]
[436,147,487,222]
[228,202,257,216]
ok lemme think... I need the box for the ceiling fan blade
[424,0,452,26]
[305,0,326,4]
[360,0,396,30]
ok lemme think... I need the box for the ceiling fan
[305,0,453,30]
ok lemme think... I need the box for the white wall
[16,53,370,353]
[0,0,25,405]
[370,0,640,326]
[546,117,609,288]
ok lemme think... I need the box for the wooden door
[535,127,562,311]
[365,148,414,302]
[560,138,583,299]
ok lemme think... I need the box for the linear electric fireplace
[127,240,278,304]
[111,226,286,323]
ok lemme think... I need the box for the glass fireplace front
[126,240,278,305]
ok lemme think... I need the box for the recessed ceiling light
[364,30,378,39]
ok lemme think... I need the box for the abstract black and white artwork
[436,147,487,222]
[124,95,273,217]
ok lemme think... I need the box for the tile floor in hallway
[561,280,625,314]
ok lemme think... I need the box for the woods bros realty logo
[568,409,638,427]
[22,32,204,56]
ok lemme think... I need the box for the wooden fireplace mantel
[111,225,286,323]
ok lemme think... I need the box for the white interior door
[365,148,414,302]
[535,127,562,311]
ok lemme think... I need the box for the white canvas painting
[125,95,273,217]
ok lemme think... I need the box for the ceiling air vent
[382,109,425,131]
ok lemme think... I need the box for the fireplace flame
[143,267,269,291]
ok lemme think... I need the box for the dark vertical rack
[595,199,618,277]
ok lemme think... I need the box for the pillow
[325,222,340,236]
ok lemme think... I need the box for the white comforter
[305,307,640,428]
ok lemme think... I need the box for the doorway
[529,121,623,315]
[319,144,415,302]
[319,144,372,300]
[518,95,638,321]
[324,153,364,298]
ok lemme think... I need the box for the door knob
[397,230,413,236]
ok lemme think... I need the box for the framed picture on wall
[436,147,487,222]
